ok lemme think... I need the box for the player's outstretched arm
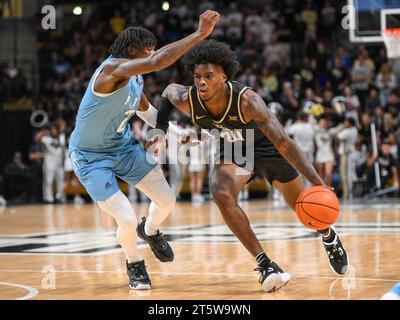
[139,84,192,151]
[155,84,191,133]
[241,90,325,186]
[111,10,220,78]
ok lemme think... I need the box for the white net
[382,28,400,59]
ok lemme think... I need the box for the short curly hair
[109,27,157,58]
[182,40,240,80]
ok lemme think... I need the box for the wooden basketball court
[0,199,399,300]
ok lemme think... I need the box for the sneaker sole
[262,272,291,293]
[129,283,152,290]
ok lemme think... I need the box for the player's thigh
[69,150,118,202]
[257,154,302,210]
[116,144,157,187]
[134,165,176,211]
[272,176,304,210]
[211,163,251,202]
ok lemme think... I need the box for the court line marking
[0,269,398,283]
[0,232,398,256]
[0,282,39,300]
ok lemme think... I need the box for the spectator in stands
[328,57,348,94]
[263,35,286,71]
[238,67,258,88]
[4,152,31,203]
[336,46,352,71]
[364,88,381,113]
[313,41,331,88]
[290,13,306,66]
[373,106,385,135]
[288,112,315,187]
[301,0,318,40]
[225,2,243,40]
[387,91,400,118]
[28,130,46,203]
[302,87,322,115]
[343,86,360,126]
[259,14,275,46]
[314,117,340,186]
[244,9,262,38]
[238,32,260,69]
[351,52,373,106]
[359,113,373,148]
[376,64,396,108]
[336,118,358,199]
[41,123,65,203]
[366,140,399,191]
[318,0,337,38]
[259,67,279,99]
[109,10,126,35]
[280,81,300,125]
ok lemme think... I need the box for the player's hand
[197,10,220,39]
[144,135,167,154]
[318,184,334,192]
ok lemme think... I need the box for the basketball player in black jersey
[152,40,348,293]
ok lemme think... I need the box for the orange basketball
[295,186,340,231]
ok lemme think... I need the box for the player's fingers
[201,10,212,19]
[211,11,220,21]
[144,137,158,151]
[204,10,218,21]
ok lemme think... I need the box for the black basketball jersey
[188,80,274,149]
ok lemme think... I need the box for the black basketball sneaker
[254,261,291,293]
[136,217,174,262]
[322,227,349,275]
[126,260,151,290]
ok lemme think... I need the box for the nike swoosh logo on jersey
[195,115,207,120]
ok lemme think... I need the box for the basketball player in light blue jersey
[68,10,220,290]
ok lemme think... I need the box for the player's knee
[118,212,137,227]
[152,186,176,212]
[98,191,138,226]
[212,187,235,208]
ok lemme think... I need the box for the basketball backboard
[348,0,400,43]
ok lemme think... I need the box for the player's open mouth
[199,89,207,94]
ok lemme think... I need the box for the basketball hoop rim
[381,28,400,38]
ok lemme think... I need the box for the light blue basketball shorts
[69,143,156,202]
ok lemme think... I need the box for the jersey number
[116,110,136,133]
[220,129,244,142]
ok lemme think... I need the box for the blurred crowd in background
[1,0,400,206]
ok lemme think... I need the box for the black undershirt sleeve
[156,97,175,133]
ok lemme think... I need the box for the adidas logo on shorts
[105,182,112,190]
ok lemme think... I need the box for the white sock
[144,218,159,236]
[97,191,142,262]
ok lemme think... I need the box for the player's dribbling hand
[197,10,220,39]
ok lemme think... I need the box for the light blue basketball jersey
[69,56,144,153]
